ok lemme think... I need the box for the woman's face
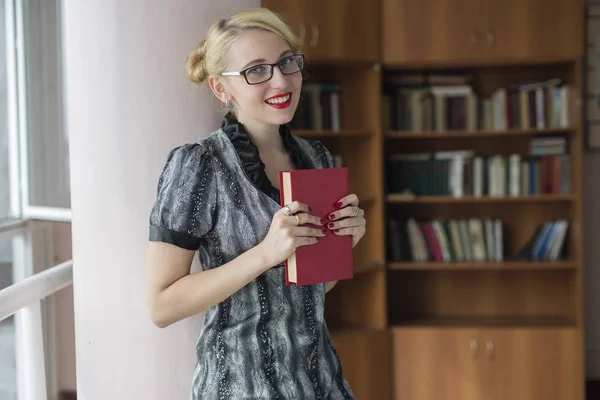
[220,29,303,130]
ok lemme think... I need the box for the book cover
[279,167,353,286]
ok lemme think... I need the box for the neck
[237,114,284,152]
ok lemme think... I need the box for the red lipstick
[265,92,292,109]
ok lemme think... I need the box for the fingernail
[328,223,334,229]
[320,219,327,225]
[308,206,312,211]
[333,229,340,233]
[329,214,335,220]
[336,202,343,208]
[321,229,327,234]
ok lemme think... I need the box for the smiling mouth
[265,93,291,105]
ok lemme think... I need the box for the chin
[264,107,298,126]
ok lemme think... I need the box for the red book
[279,167,353,286]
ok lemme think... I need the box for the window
[1,0,13,221]
[1,0,70,223]
[22,0,69,210]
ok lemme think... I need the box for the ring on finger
[283,205,293,216]
[295,214,301,225]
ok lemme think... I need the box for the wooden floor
[59,381,598,400]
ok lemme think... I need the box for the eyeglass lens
[245,55,303,84]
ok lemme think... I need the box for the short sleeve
[148,143,215,250]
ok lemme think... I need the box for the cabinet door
[480,328,583,400]
[484,0,583,62]
[392,328,483,400]
[331,329,392,400]
[304,0,380,62]
[382,0,484,65]
[261,0,307,49]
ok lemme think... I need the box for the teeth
[266,94,290,104]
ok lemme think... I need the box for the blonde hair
[186,8,302,85]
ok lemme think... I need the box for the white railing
[0,259,73,322]
[0,258,73,400]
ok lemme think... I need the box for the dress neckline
[220,112,313,203]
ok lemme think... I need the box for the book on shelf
[279,167,353,286]
[387,217,503,263]
[288,83,342,131]
[382,74,574,132]
[517,219,569,262]
[387,137,570,197]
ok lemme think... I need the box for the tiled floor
[0,317,17,400]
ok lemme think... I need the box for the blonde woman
[146,8,366,400]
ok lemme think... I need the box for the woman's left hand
[326,194,366,248]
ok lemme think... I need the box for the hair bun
[186,40,208,84]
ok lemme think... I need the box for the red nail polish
[329,214,335,220]
[333,229,340,233]
[320,219,327,225]
[322,229,328,234]
[308,206,312,211]
[336,202,343,208]
[328,223,334,229]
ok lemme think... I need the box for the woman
[146,7,366,400]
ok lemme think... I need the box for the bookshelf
[388,260,578,271]
[387,194,577,203]
[386,127,575,138]
[262,0,584,399]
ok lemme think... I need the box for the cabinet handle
[311,22,319,47]
[470,339,478,358]
[470,33,478,45]
[486,340,495,359]
[298,23,306,45]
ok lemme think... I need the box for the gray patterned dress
[149,113,355,400]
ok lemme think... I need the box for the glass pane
[0,238,17,400]
[22,0,70,208]
[0,1,12,221]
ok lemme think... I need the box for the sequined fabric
[149,113,355,400]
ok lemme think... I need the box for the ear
[208,76,229,104]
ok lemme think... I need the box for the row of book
[388,217,504,263]
[387,217,569,263]
[517,219,570,261]
[382,75,574,132]
[386,138,570,197]
[288,83,342,131]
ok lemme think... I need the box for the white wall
[62,1,257,398]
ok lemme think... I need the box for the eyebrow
[241,50,294,70]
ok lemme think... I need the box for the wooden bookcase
[262,1,585,399]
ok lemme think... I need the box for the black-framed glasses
[220,54,304,85]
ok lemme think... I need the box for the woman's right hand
[258,201,325,268]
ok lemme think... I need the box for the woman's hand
[258,201,325,267]
[326,194,366,248]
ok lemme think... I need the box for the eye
[247,65,266,75]
[280,56,294,65]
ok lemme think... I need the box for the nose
[269,65,287,88]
